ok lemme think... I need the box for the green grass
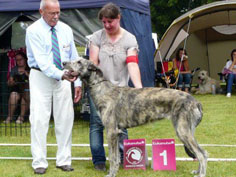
[76,46,85,56]
[0,94,236,176]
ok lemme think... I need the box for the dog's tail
[184,101,203,159]
[184,145,196,159]
[191,102,203,129]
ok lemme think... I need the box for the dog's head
[197,70,209,84]
[63,58,103,84]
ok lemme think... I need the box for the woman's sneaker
[3,117,11,124]
[94,164,106,171]
[226,93,231,97]
[16,116,24,124]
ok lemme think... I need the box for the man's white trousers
[29,69,74,169]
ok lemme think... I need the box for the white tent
[154,0,236,82]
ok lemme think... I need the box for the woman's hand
[233,57,236,65]
[24,70,30,77]
[74,86,82,103]
[8,77,16,86]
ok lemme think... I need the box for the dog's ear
[87,62,103,77]
[88,63,98,71]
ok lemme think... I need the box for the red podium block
[152,139,176,171]
[123,139,146,170]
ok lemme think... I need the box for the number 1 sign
[152,139,176,171]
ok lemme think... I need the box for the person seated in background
[3,51,30,124]
[173,48,191,93]
[225,49,236,97]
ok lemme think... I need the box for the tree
[150,0,219,39]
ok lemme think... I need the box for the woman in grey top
[88,2,142,171]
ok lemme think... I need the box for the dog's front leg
[105,126,120,177]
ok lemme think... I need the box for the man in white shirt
[25,0,81,174]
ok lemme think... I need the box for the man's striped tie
[51,27,62,70]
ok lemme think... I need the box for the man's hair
[98,3,121,20]
[40,0,59,10]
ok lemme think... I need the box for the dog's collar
[89,79,106,87]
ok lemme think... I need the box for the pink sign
[123,139,146,170]
[152,139,176,171]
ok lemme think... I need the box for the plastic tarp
[0,0,150,15]
[121,9,155,86]
[0,9,102,46]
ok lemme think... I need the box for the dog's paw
[192,170,206,177]
[105,172,117,177]
[190,87,198,93]
[105,174,115,177]
[191,170,199,175]
[194,175,205,177]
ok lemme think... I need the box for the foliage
[150,0,219,39]
[76,45,85,56]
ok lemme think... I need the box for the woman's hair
[98,3,120,20]
[15,51,27,61]
[230,49,236,61]
[15,51,30,70]
[176,48,187,61]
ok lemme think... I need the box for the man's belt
[31,67,41,72]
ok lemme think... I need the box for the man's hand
[74,86,82,103]
[62,71,77,82]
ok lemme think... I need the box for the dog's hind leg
[175,123,207,177]
[105,127,120,177]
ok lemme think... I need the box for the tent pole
[157,50,170,88]
[205,29,210,76]
[174,17,192,89]
[187,0,192,11]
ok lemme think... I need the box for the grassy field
[0,94,236,177]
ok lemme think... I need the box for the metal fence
[0,69,90,136]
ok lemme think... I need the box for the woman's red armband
[126,55,139,64]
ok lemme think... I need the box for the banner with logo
[152,139,176,171]
[123,139,146,170]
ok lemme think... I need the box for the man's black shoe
[34,168,46,174]
[56,165,74,171]
[94,164,106,171]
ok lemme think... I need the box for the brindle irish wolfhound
[63,58,207,177]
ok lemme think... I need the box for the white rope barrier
[176,158,236,162]
[1,144,236,161]
[0,157,92,160]
[1,143,236,147]
[0,156,236,162]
